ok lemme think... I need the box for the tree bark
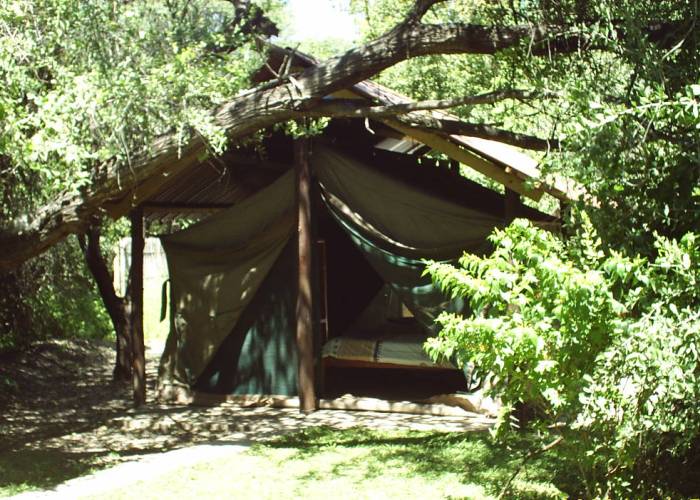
[78,224,132,381]
[0,5,684,271]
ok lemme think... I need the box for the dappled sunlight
[3,323,492,482]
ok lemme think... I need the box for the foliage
[0,0,278,354]
[425,218,700,497]
[554,83,700,253]
[426,219,628,424]
[0,238,112,354]
[279,117,331,138]
[0,0,276,219]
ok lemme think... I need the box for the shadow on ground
[0,339,493,496]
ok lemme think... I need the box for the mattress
[322,332,455,369]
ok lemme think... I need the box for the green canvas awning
[158,169,295,393]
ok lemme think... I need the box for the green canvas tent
[156,142,555,403]
[97,47,569,409]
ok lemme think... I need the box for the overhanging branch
[326,89,553,116]
[300,97,561,151]
[0,15,684,270]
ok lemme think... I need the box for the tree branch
[497,435,564,500]
[323,89,554,116]
[405,0,447,24]
[299,98,561,151]
[0,16,685,270]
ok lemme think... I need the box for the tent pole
[295,137,318,413]
[129,206,146,407]
[504,188,521,225]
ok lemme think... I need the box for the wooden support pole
[129,207,146,407]
[504,188,521,225]
[295,138,318,413]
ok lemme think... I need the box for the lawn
[78,427,570,500]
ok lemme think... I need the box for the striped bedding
[321,332,454,369]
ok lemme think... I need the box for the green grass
[0,449,119,497]
[84,427,570,500]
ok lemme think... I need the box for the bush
[0,237,112,355]
[425,218,700,497]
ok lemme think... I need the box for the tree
[0,0,694,270]
[77,221,132,381]
[425,218,700,497]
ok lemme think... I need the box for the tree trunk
[295,137,317,413]
[78,224,133,381]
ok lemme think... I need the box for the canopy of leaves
[353,0,700,252]
[0,0,279,220]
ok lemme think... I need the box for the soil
[0,338,493,496]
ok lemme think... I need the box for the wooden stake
[295,138,318,413]
[129,207,146,407]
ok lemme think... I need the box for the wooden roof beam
[384,120,544,201]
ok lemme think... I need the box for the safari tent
[103,47,569,411]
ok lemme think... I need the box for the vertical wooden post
[295,138,318,413]
[130,207,146,407]
[504,188,521,225]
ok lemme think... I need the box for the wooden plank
[142,202,232,214]
[295,138,318,413]
[383,120,544,201]
[129,207,146,407]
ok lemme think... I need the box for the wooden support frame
[295,138,318,413]
[382,120,545,201]
[129,207,146,407]
[504,188,522,224]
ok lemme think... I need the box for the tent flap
[157,170,295,391]
[313,146,501,335]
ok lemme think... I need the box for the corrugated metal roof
[141,153,287,221]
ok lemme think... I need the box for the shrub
[425,218,700,497]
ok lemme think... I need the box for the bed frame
[322,356,458,372]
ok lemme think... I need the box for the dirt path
[0,339,493,496]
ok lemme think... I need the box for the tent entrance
[317,206,475,402]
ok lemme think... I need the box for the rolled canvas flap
[158,170,295,389]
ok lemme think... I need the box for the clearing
[0,339,568,499]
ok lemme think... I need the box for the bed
[321,319,456,371]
